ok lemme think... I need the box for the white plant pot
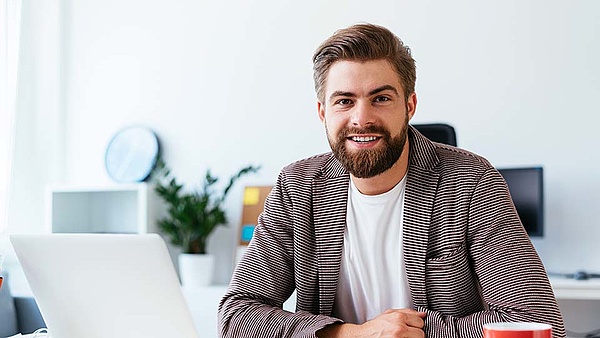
[178,253,215,287]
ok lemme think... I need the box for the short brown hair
[312,23,416,103]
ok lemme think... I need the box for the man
[218,23,565,338]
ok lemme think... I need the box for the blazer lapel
[403,126,440,308]
[313,156,349,315]
[311,127,440,312]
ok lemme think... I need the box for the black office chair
[412,123,457,146]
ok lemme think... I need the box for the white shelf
[550,276,600,300]
[46,183,157,234]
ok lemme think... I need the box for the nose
[350,101,375,127]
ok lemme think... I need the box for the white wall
[6,0,600,322]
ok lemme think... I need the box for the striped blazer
[218,126,565,338]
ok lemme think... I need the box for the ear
[406,92,417,121]
[317,101,326,123]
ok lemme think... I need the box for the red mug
[483,322,552,338]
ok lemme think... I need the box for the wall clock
[104,126,160,183]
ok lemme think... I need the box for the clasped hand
[317,308,426,338]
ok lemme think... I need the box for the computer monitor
[497,167,544,237]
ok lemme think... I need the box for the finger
[404,314,425,328]
[406,326,426,338]
[386,308,427,319]
[395,311,425,328]
[403,309,427,318]
[383,309,425,328]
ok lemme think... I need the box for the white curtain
[0,0,22,233]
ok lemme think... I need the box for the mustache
[338,125,391,138]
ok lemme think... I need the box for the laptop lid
[10,233,199,338]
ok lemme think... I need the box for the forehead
[325,59,404,96]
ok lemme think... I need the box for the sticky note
[241,225,256,242]
[243,187,260,205]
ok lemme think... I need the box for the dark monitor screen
[497,167,544,237]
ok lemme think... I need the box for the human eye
[334,98,353,106]
[373,96,391,103]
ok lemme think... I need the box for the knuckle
[393,324,410,333]
[393,312,407,321]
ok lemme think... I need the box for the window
[0,0,21,232]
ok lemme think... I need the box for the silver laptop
[10,233,200,338]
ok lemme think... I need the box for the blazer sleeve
[416,168,566,338]
[217,172,342,338]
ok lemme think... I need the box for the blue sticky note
[241,225,255,242]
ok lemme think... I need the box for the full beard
[327,118,409,178]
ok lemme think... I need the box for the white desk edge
[549,276,600,300]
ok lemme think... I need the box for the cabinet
[47,183,157,234]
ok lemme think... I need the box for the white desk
[182,287,227,338]
[12,279,600,338]
[182,286,296,338]
[549,276,600,300]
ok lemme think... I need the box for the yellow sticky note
[243,187,260,205]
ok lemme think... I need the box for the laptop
[10,233,200,338]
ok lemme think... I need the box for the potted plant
[152,159,260,286]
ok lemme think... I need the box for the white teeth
[352,136,377,142]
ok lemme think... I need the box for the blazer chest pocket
[426,244,469,270]
[425,244,482,316]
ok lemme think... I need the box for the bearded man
[218,23,565,338]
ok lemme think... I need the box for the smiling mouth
[349,136,380,143]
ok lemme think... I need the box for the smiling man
[218,23,565,338]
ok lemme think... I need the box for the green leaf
[151,158,260,254]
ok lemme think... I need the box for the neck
[351,138,410,196]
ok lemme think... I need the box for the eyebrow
[369,85,400,97]
[329,91,356,100]
[328,85,400,101]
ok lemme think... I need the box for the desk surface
[10,278,600,338]
[182,280,600,338]
[549,276,600,300]
[182,286,296,338]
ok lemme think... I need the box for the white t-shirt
[332,176,413,324]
